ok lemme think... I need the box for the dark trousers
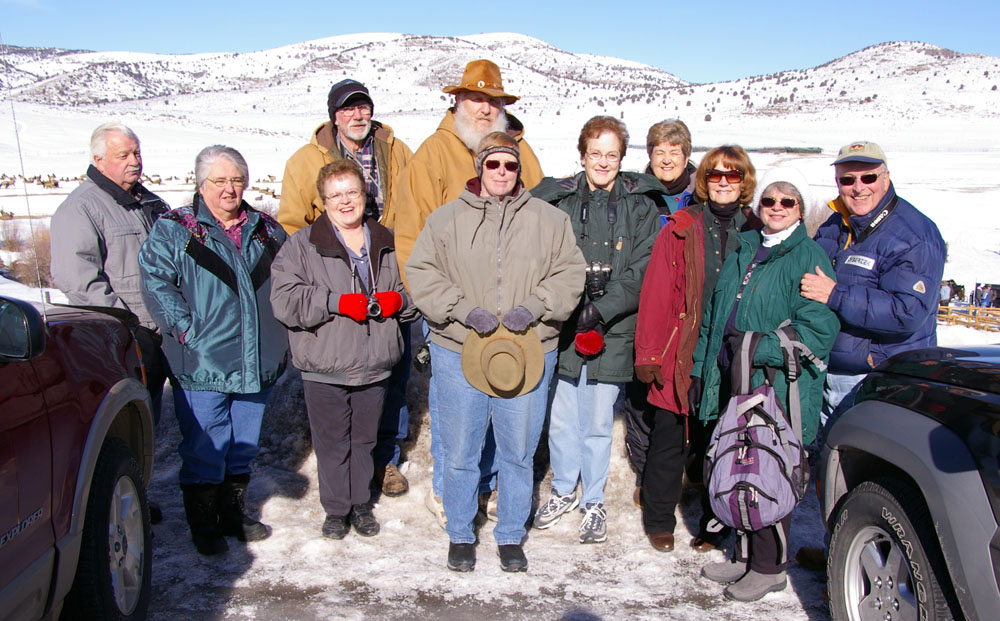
[303,379,387,517]
[735,515,793,574]
[640,408,687,534]
[623,379,653,486]
[135,325,177,426]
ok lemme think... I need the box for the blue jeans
[548,364,621,506]
[428,338,496,496]
[173,386,271,485]
[374,322,411,468]
[433,344,556,545]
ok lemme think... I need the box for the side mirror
[0,296,46,361]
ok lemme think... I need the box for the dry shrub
[1,217,23,252]
[13,221,53,288]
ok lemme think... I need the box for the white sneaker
[533,490,579,529]
[578,502,607,544]
[424,489,446,529]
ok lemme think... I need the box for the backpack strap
[730,331,767,395]
[772,320,827,442]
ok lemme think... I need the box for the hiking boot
[447,542,476,572]
[647,532,675,552]
[425,489,447,529]
[701,559,749,584]
[350,503,380,537]
[181,483,228,556]
[497,544,528,572]
[533,490,579,529]
[217,473,271,542]
[381,464,409,497]
[322,514,350,540]
[578,502,607,544]
[795,546,827,572]
[723,570,787,601]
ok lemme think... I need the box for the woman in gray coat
[270,160,414,540]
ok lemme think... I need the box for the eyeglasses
[324,189,362,203]
[587,151,621,163]
[338,103,372,116]
[484,160,520,172]
[837,172,880,186]
[760,197,798,209]
[205,177,247,188]
[705,169,744,184]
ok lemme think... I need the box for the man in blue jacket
[801,141,946,418]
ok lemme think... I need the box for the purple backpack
[703,325,825,531]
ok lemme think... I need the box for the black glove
[576,302,602,333]
[465,307,499,335]
[687,376,703,415]
[501,306,535,332]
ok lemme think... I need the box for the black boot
[218,473,271,542]
[181,483,228,555]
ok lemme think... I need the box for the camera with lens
[366,294,382,319]
[584,262,612,300]
[414,342,432,372]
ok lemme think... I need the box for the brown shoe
[381,464,409,497]
[633,486,642,509]
[690,531,726,552]
[647,532,674,552]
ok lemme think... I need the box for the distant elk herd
[0,172,282,216]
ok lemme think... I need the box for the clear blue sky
[1,0,997,84]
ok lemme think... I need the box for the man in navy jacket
[801,141,945,418]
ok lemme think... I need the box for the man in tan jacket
[393,59,544,288]
[392,59,543,527]
[277,79,414,498]
[278,79,413,234]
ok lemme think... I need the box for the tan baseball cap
[832,141,887,166]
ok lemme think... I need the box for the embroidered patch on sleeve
[913,280,926,294]
[844,255,875,270]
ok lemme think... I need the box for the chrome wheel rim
[107,475,145,614]
[842,525,919,621]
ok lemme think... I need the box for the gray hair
[194,145,249,188]
[90,122,140,159]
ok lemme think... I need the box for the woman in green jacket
[530,116,661,544]
[691,166,839,601]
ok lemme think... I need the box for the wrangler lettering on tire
[828,479,959,621]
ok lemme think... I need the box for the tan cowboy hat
[462,324,543,398]
[442,59,520,104]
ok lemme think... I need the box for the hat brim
[831,155,884,166]
[335,90,373,109]
[442,85,519,105]
[461,324,543,398]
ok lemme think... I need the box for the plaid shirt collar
[336,131,383,218]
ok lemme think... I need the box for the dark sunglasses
[837,172,880,186]
[484,160,520,172]
[705,169,744,183]
[759,197,798,209]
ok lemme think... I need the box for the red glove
[374,291,403,317]
[574,327,605,356]
[338,293,369,322]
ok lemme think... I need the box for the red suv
[0,295,153,620]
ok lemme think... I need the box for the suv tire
[62,438,152,620]
[828,478,958,621]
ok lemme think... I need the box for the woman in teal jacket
[691,166,839,601]
[140,145,288,556]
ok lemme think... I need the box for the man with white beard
[393,59,543,288]
[392,59,543,527]
[278,79,415,498]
